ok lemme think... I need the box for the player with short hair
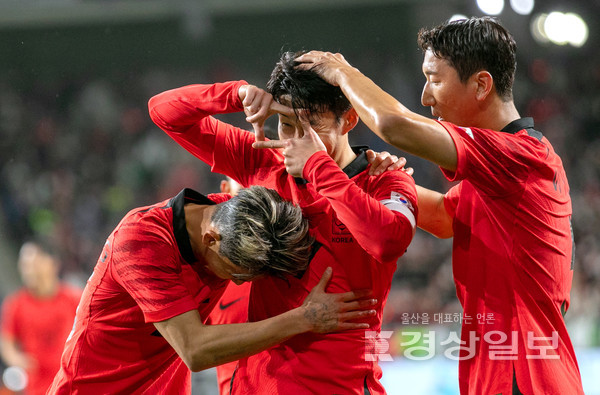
[48,185,376,394]
[296,16,584,395]
[149,50,418,394]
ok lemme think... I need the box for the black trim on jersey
[512,366,524,395]
[295,145,370,183]
[364,376,371,395]
[501,117,543,141]
[168,188,218,265]
[344,146,370,178]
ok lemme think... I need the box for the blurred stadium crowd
[0,44,598,355]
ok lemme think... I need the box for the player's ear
[202,229,221,246]
[341,108,359,135]
[473,70,493,101]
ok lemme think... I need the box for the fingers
[339,309,377,321]
[313,266,333,292]
[252,122,265,142]
[404,167,414,176]
[365,149,376,163]
[338,288,373,302]
[271,101,296,118]
[252,140,288,149]
[339,298,378,313]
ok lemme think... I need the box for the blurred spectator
[0,241,81,395]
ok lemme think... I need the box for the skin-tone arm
[416,185,453,238]
[0,337,34,369]
[154,267,376,372]
[294,51,458,172]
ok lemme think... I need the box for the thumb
[314,267,333,291]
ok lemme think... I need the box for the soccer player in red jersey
[48,186,376,394]
[149,52,418,394]
[0,242,81,395]
[295,16,584,395]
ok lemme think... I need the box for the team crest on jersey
[332,216,353,243]
[332,217,350,235]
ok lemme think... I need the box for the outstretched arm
[148,81,289,185]
[416,185,453,238]
[295,51,457,171]
[154,267,376,372]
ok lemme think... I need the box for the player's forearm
[336,68,457,170]
[185,307,309,372]
[0,339,29,368]
[148,81,246,133]
[416,185,453,238]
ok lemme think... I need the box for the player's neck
[332,143,357,169]
[29,280,59,299]
[477,97,521,131]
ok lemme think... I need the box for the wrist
[238,84,248,102]
[294,305,315,333]
[337,66,361,87]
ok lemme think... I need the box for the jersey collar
[501,117,534,134]
[169,188,217,265]
[343,146,370,178]
[501,117,543,141]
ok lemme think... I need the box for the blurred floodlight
[531,13,549,43]
[544,12,569,45]
[510,0,534,15]
[564,13,588,47]
[476,0,504,15]
[449,14,468,22]
[539,11,589,47]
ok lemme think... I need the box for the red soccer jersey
[48,189,229,395]
[207,282,251,395]
[149,81,418,394]
[440,119,583,394]
[0,285,81,395]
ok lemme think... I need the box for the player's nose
[421,83,434,107]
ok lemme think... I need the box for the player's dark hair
[417,16,516,101]
[267,50,352,122]
[212,185,313,280]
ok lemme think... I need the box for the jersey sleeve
[438,120,545,197]
[148,81,284,188]
[110,223,198,323]
[303,151,417,263]
[443,182,462,219]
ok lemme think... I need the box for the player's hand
[281,115,327,177]
[301,267,376,333]
[366,149,414,176]
[238,84,293,142]
[294,51,354,87]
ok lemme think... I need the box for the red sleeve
[438,120,548,196]
[148,81,284,188]
[303,151,417,263]
[0,294,18,340]
[443,182,462,219]
[111,223,199,323]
